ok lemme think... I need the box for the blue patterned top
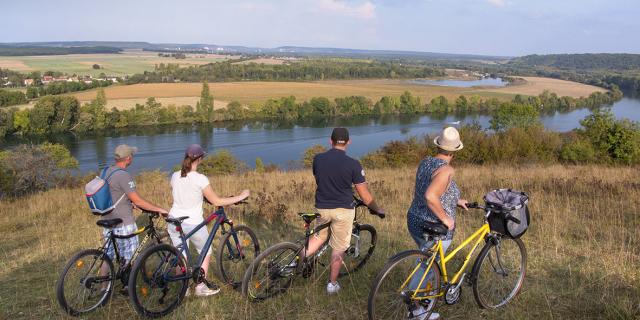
[407,157,460,240]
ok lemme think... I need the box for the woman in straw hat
[405,127,469,320]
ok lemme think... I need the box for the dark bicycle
[56,209,166,317]
[242,196,384,301]
[127,200,260,318]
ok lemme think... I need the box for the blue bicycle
[127,201,259,318]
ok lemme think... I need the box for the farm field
[0,49,235,77]
[69,77,604,109]
[0,165,637,319]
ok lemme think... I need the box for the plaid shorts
[102,223,139,262]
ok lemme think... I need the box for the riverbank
[1,165,638,319]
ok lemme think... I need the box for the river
[3,89,639,175]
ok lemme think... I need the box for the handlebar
[353,196,385,219]
[465,202,521,223]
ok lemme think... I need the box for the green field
[0,49,231,77]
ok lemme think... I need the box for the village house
[24,79,34,86]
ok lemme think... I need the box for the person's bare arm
[355,183,384,213]
[202,186,250,207]
[127,191,168,215]
[425,166,455,230]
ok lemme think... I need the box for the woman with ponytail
[168,144,250,297]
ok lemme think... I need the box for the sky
[3,0,640,56]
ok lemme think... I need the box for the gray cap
[114,144,138,160]
[185,144,206,158]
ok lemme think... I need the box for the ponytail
[180,156,193,177]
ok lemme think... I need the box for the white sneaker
[194,283,220,297]
[326,282,340,294]
[408,306,439,320]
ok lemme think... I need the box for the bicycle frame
[404,223,491,300]
[101,214,161,266]
[167,207,240,281]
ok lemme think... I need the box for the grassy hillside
[0,165,638,319]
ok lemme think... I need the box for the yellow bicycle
[368,197,528,320]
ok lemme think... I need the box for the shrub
[199,149,247,176]
[490,102,541,132]
[560,136,598,164]
[303,144,327,168]
[0,143,78,197]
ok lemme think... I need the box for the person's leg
[304,209,331,257]
[326,208,355,284]
[190,225,213,277]
[99,228,114,281]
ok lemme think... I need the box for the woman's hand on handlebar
[457,199,469,211]
[239,189,250,200]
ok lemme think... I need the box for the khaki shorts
[314,208,355,252]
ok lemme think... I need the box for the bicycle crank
[445,273,466,305]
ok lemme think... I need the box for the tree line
[0,89,27,108]
[0,82,623,139]
[126,59,445,83]
[0,46,122,56]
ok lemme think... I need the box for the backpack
[85,167,126,215]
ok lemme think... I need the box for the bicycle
[127,200,260,318]
[56,209,166,316]
[242,196,385,301]
[367,202,527,320]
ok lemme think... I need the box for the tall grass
[0,165,638,319]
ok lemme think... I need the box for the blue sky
[3,0,639,56]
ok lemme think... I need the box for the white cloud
[486,0,507,7]
[317,0,376,19]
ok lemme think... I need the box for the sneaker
[408,306,439,320]
[194,283,220,297]
[326,282,340,294]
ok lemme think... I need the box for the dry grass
[487,77,607,98]
[0,165,638,319]
[0,59,32,71]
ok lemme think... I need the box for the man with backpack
[99,144,168,265]
[305,128,385,294]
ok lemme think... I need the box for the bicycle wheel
[340,224,377,277]
[128,244,188,318]
[368,250,441,320]
[242,242,302,301]
[216,224,260,288]
[471,236,527,309]
[56,249,114,316]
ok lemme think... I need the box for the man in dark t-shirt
[306,128,385,294]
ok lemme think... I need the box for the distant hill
[509,53,640,71]
[0,41,508,61]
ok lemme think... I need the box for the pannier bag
[484,189,530,238]
[85,167,125,215]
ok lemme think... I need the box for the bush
[199,149,247,176]
[303,145,327,168]
[560,135,598,164]
[490,102,541,132]
[579,109,640,164]
[0,143,78,197]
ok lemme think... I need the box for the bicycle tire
[128,244,188,318]
[56,249,114,316]
[339,224,377,277]
[242,241,302,301]
[216,224,261,288]
[471,236,527,309]
[368,250,441,320]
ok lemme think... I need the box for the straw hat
[433,127,463,152]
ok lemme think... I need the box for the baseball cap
[331,127,350,144]
[114,144,138,160]
[185,144,206,158]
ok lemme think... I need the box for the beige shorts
[314,208,355,252]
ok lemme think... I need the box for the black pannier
[484,189,530,238]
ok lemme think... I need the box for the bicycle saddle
[422,221,448,236]
[96,218,123,229]
[165,216,189,225]
[298,212,321,224]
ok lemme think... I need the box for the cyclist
[305,127,385,294]
[167,144,250,297]
[99,145,169,284]
[406,127,469,320]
